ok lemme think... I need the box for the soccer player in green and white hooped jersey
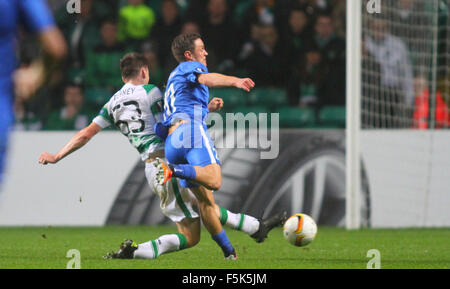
[39,52,286,260]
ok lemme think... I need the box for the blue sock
[172,164,197,180]
[212,229,234,257]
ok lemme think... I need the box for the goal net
[347,0,450,228]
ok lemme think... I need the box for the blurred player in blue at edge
[0,0,67,188]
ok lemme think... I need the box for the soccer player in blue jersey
[157,33,285,259]
[0,0,66,187]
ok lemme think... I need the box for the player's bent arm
[39,122,102,165]
[197,73,255,92]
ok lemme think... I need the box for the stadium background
[1,0,450,228]
[17,0,348,131]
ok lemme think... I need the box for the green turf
[0,226,448,269]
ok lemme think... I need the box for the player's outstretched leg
[216,206,260,236]
[216,207,288,243]
[104,218,200,260]
[250,211,288,243]
[104,233,190,260]
[133,233,189,259]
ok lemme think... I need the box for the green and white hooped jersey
[93,83,164,161]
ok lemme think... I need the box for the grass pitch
[0,226,448,269]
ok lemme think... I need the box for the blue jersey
[163,61,210,126]
[0,0,55,102]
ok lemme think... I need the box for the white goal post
[346,0,362,229]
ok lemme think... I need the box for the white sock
[133,241,156,259]
[133,233,187,259]
[219,207,260,236]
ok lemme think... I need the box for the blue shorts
[165,121,221,188]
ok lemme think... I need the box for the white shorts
[145,161,199,223]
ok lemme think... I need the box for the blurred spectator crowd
[16,0,348,130]
[360,0,450,129]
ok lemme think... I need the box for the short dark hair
[120,52,149,79]
[171,33,201,63]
